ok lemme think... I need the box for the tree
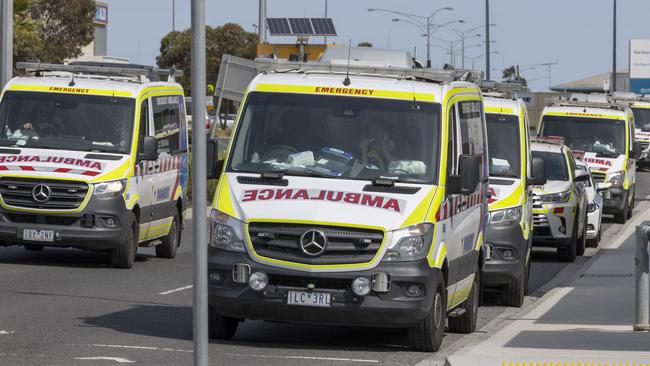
[502,65,527,85]
[157,23,258,94]
[13,0,96,64]
[357,42,373,48]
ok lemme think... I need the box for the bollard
[634,223,650,331]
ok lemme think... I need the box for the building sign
[629,40,650,94]
[94,3,108,25]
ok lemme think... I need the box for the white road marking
[69,344,379,363]
[159,285,193,295]
[0,330,14,335]
[75,357,135,363]
[223,353,379,363]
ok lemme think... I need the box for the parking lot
[0,170,646,366]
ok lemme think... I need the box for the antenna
[343,40,352,86]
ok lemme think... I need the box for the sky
[105,0,650,91]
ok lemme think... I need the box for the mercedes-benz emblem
[32,184,52,203]
[299,230,328,257]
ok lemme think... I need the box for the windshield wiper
[595,151,620,158]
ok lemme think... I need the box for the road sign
[629,40,650,94]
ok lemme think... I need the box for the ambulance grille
[591,172,606,185]
[532,194,543,210]
[248,223,384,265]
[0,178,89,210]
[533,213,549,227]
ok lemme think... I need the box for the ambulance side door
[148,95,184,239]
[448,99,486,307]
[137,97,155,241]
[444,102,462,301]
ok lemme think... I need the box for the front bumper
[0,194,130,250]
[532,204,575,247]
[586,209,600,239]
[483,220,528,287]
[600,187,627,214]
[208,249,439,328]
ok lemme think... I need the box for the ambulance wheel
[23,245,44,251]
[408,274,446,352]
[156,211,180,259]
[576,217,587,256]
[448,270,480,333]
[111,213,137,269]
[626,187,635,220]
[558,217,577,262]
[502,263,526,307]
[208,306,238,340]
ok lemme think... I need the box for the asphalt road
[1,172,649,366]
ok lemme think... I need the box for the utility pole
[426,19,431,68]
[612,0,617,92]
[191,0,208,364]
[172,0,175,31]
[258,0,266,43]
[485,0,490,80]
[323,0,328,44]
[0,0,13,89]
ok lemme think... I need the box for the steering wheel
[261,145,299,161]
[390,168,411,176]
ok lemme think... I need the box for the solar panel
[310,18,337,36]
[288,18,314,36]
[266,18,291,36]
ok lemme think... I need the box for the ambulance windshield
[632,108,650,131]
[486,113,521,178]
[228,92,441,184]
[540,116,625,157]
[0,91,135,154]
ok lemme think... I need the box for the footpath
[446,205,650,366]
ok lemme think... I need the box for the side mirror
[528,156,547,186]
[138,136,159,161]
[633,141,644,159]
[206,138,222,179]
[447,155,479,195]
[573,169,590,182]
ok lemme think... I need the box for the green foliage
[357,41,373,48]
[13,0,96,65]
[156,23,258,94]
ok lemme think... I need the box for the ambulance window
[153,96,181,155]
[448,104,458,175]
[458,100,486,179]
[138,99,149,152]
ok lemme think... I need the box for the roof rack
[532,136,565,146]
[254,58,484,84]
[15,62,183,83]
[548,96,628,111]
[479,80,528,97]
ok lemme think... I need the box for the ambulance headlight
[209,209,246,253]
[588,203,596,212]
[607,171,624,187]
[540,191,570,203]
[489,207,522,226]
[383,223,434,262]
[93,179,127,197]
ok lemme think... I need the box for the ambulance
[206,49,488,351]
[0,61,189,268]
[609,92,650,169]
[530,139,589,262]
[538,98,641,223]
[481,84,545,307]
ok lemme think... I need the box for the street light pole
[426,20,431,68]
[191,0,208,364]
[612,0,617,92]
[485,0,490,80]
[324,0,328,44]
[0,0,13,89]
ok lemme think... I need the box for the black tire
[576,217,587,256]
[408,273,447,352]
[448,270,480,333]
[626,187,635,220]
[501,263,527,308]
[208,306,238,340]
[111,213,137,269]
[24,245,44,251]
[558,216,578,262]
[155,211,180,259]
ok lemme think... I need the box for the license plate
[23,229,55,242]
[287,291,331,307]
